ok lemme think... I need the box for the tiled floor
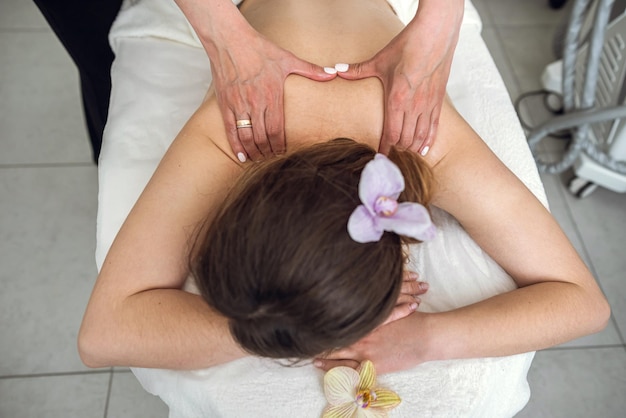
[0,0,624,417]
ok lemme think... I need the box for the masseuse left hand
[335,0,463,156]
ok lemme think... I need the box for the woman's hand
[314,271,429,373]
[382,271,428,325]
[314,312,428,374]
[336,0,463,156]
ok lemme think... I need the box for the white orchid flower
[322,360,401,418]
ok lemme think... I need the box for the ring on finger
[236,119,253,129]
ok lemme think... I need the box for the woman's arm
[317,99,610,373]
[423,101,610,357]
[78,102,248,369]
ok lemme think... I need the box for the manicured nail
[419,282,429,290]
[237,152,247,163]
[407,272,419,280]
[420,146,430,156]
[313,360,323,368]
[324,66,337,74]
[335,63,349,72]
[409,302,418,311]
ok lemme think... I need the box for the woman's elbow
[579,285,612,336]
[77,321,116,369]
[590,293,612,334]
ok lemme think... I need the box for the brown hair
[191,138,433,359]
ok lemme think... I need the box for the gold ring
[236,119,253,129]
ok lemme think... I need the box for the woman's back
[241,0,402,63]
[204,0,405,152]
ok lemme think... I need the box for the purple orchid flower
[347,154,437,243]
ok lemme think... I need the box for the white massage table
[97,1,547,416]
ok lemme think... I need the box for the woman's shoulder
[191,94,239,163]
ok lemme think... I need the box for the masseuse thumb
[335,60,377,80]
[290,58,338,81]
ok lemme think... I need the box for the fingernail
[414,297,421,304]
[313,360,323,368]
[420,146,430,156]
[335,63,349,72]
[419,282,429,290]
[237,152,247,163]
[324,66,337,74]
[409,302,418,311]
[407,272,419,280]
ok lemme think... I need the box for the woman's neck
[207,0,406,151]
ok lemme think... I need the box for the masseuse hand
[176,0,336,162]
[335,0,463,156]
[314,271,429,374]
[209,27,337,162]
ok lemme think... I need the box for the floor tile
[515,91,568,143]
[516,347,626,418]
[498,26,562,93]
[561,185,626,338]
[0,31,92,165]
[0,166,98,376]
[0,372,109,418]
[537,171,624,347]
[556,322,624,348]
[0,0,49,30]
[604,283,626,342]
[107,371,169,418]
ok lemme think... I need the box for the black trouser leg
[33,0,123,163]
[549,0,569,9]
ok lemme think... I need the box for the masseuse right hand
[208,27,337,162]
[177,0,337,162]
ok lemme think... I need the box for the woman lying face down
[192,139,433,359]
[79,0,609,374]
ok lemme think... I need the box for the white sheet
[98,1,545,417]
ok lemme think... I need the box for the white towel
[98,1,544,416]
